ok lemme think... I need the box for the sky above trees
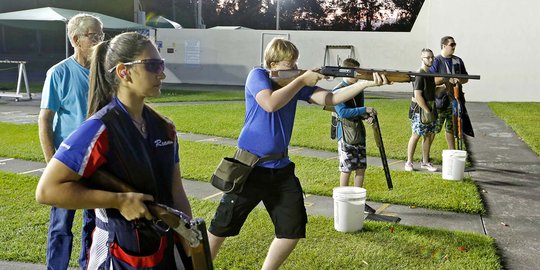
[0,0,425,31]
[145,0,425,31]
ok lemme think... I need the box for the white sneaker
[404,162,414,171]
[421,162,437,172]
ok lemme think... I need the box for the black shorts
[208,162,307,239]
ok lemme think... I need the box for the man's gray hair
[67,13,103,44]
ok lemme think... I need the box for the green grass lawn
[0,123,43,161]
[153,100,450,164]
[0,171,501,269]
[0,122,483,213]
[0,82,44,93]
[489,102,540,156]
[147,89,245,103]
[5,91,534,269]
[180,140,483,214]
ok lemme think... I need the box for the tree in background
[0,0,425,32]
[278,0,326,30]
[357,0,387,30]
[377,0,424,31]
[326,0,363,30]
[196,0,424,31]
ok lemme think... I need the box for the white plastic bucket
[333,187,367,232]
[442,150,467,180]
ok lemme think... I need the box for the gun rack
[323,45,355,66]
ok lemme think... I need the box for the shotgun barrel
[319,66,480,82]
[270,66,480,86]
[371,114,393,190]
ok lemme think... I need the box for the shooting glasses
[109,59,165,74]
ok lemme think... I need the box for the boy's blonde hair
[264,38,299,68]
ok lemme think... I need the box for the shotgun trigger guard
[152,218,171,233]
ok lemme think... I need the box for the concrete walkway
[466,103,540,270]
[0,95,539,269]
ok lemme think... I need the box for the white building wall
[425,0,539,102]
[156,0,540,102]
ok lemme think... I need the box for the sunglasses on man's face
[447,42,457,47]
[109,59,165,74]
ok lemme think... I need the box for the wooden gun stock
[452,83,464,150]
[269,66,481,87]
[189,220,212,270]
[85,170,214,270]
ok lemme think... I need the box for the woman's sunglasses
[108,59,165,74]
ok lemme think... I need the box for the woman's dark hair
[87,32,152,116]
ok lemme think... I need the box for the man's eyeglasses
[108,59,165,74]
[274,60,298,70]
[81,32,104,41]
[447,42,457,47]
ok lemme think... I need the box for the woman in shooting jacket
[36,32,193,270]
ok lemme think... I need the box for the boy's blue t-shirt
[40,56,89,148]
[238,68,316,169]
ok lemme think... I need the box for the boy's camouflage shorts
[435,107,454,133]
[338,139,367,172]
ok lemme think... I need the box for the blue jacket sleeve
[335,102,366,119]
[429,58,441,73]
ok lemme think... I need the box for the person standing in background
[429,36,474,150]
[332,58,375,187]
[405,48,446,172]
[36,31,193,269]
[38,14,103,269]
[207,38,389,270]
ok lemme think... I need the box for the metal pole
[65,23,68,58]
[198,0,204,28]
[134,0,138,22]
[133,0,145,24]
[276,0,280,30]
[195,0,203,28]
[1,26,6,53]
[172,0,176,21]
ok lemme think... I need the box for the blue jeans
[46,207,95,270]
